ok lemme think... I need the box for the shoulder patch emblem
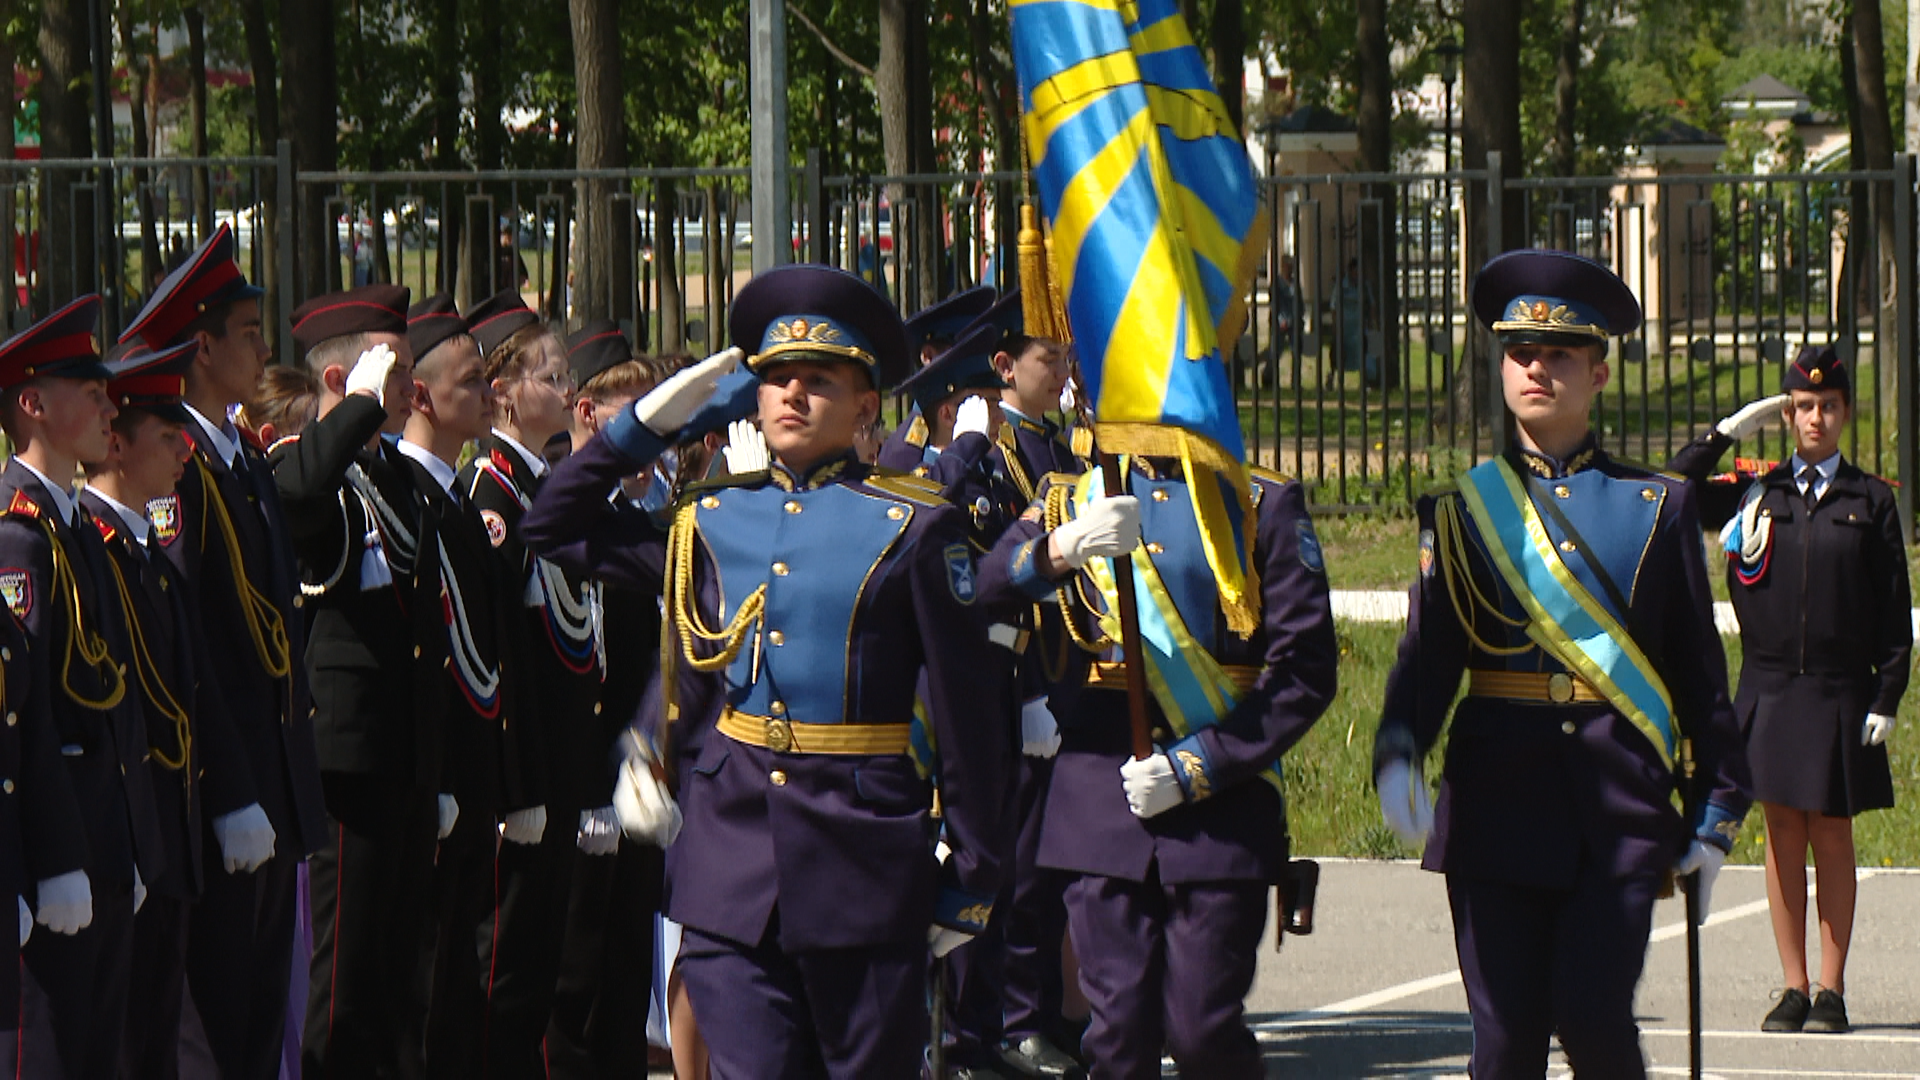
[480,508,508,547]
[5,490,39,519]
[0,568,30,618]
[1295,519,1326,575]
[944,544,976,604]
[92,515,116,542]
[1418,528,1436,578]
[148,494,181,546]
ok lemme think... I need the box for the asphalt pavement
[1240,859,1920,1077]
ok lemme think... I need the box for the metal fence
[7,145,1916,522]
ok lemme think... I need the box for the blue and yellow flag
[1011,0,1267,634]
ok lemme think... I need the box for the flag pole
[1098,452,1154,761]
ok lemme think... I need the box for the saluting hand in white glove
[633,347,743,437]
[1714,393,1791,441]
[953,395,993,441]
[345,343,399,408]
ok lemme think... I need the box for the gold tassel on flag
[1017,203,1072,343]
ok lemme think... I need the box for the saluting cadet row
[0,241,1898,1080]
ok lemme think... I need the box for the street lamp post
[1435,39,1462,177]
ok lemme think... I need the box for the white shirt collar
[185,403,241,468]
[491,428,550,477]
[90,489,153,546]
[395,439,460,496]
[1789,452,1841,502]
[11,458,77,526]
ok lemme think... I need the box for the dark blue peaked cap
[906,286,996,351]
[895,323,1007,415]
[1471,249,1642,344]
[730,264,914,390]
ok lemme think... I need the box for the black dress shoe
[1762,987,1810,1032]
[998,1034,1088,1079]
[1804,988,1851,1033]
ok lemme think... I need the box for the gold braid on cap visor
[1490,299,1607,340]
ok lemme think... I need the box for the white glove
[132,866,146,915]
[17,896,30,948]
[1674,840,1727,925]
[1376,757,1434,846]
[211,803,277,874]
[612,731,683,847]
[1863,712,1896,747]
[953,395,991,440]
[1714,393,1791,440]
[577,806,620,856]
[633,346,743,436]
[1049,494,1141,569]
[33,871,91,935]
[1119,753,1185,819]
[502,805,548,846]
[929,924,973,959]
[1020,697,1061,759]
[722,418,769,473]
[345,343,398,407]
[437,793,460,841]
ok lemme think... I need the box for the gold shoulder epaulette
[677,469,769,506]
[3,490,40,519]
[1250,465,1294,486]
[904,414,928,449]
[865,470,949,508]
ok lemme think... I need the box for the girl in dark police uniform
[1719,345,1910,1035]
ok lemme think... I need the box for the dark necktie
[1800,465,1819,513]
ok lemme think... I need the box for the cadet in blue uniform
[979,451,1337,1078]
[82,340,237,1077]
[521,263,1012,1078]
[1717,346,1908,1035]
[0,296,164,1080]
[876,323,1005,483]
[1373,250,1753,1079]
[965,288,1089,1078]
[908,285,997,364]
[118,224,327,1080]
[270,285,440,1079]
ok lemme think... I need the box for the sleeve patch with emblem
[147,494,182,546]
[1418,528,1436,578]
[0,568,31,618]
[1294,519,1326,575]
[944,544,976,604]
[480,508,509,548]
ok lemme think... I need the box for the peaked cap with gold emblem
[729,263,913,390]
[1471,249,1642,349]
[0,294,113,389]
[1782,342,1849,398]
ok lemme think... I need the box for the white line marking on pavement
[1330,589,1920,637]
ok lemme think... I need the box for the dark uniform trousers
[528,525,665,1080]
[273,398,447,1080]
[170,439,326,1080]
[3,466,165,1080]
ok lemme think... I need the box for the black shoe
[1804,988,1851,1033]
[1762,987,1810,1032]
[998,1034,1088,1080]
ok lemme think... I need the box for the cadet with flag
[1372,250,1753,1078]
[985,3,1340,1075]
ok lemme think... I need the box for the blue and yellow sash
[1072,471,1284,795]
[1457,459,1676,766]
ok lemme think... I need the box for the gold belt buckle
[1547,672,1574,704]
[764,718,793,753]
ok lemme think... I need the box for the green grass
[1286,617,1920,868]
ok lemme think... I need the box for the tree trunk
[877,0,914,304]
[116,3,163,298]
[1210,0,1246,136]
[430,0,461,296]
[1907,0,1920,156]
[654,180,684,351]
[1844,0,1899,408]
[36,0,96,307]
[569,0,626,326]
[1451,0,1524,433]
[279,0,338,302]
[967,0,1014,174]
[239,0,281,347]
[1552,0,1583,180]
[1356,0,1398,396]
[186,5,213,239]
[474,0,505,170]
[0,0,15,324]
